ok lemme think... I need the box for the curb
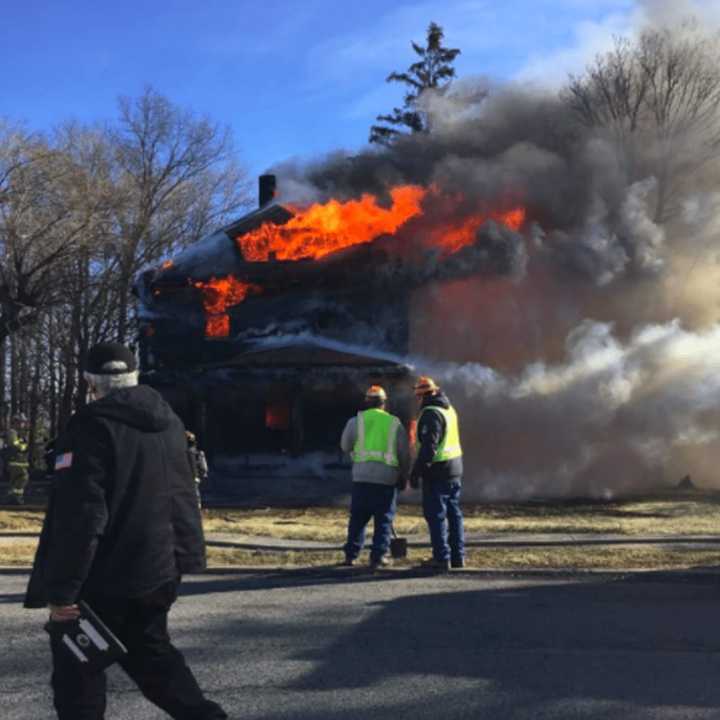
[3,565,720,581]
[6,533,720,552]
[204,537,720,552]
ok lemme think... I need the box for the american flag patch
[54,452,73,470]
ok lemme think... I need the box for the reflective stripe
[62,634,89,663]
[386,418,399,465]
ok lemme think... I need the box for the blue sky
[3,0,641,176]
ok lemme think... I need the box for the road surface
[2,568,720,719]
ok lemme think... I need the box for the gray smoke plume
[420,320,720,500]
[269,13,720,497]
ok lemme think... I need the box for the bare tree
[563,21,720,220]
[0,122,112,343]
[109,88,252,340]
[0,91,254,442]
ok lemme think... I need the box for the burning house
[136,174,527,497]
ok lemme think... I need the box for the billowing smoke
[423,320,720,500]
[271,13,720,497]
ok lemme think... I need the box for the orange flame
[194,276,261,338]
[237,185,526,262]
[194,187,528,337]
[408,419,418,450]
[237,185,426,261]
[205,314,230,338]
[431,207,526,254]
[194,276,260,315]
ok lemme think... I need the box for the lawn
[2,493,719,570]
[202,493,720,542]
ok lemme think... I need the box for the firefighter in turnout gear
[410,376,465,571]
[5,428,29,505]
[340,385,410,569]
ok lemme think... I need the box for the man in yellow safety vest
[340,385,410,569]
[410,376,465,571]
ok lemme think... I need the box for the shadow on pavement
[283,574,720,708]
[179,566,443,596]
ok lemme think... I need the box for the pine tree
[370,22,461,146]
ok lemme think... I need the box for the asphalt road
[3,568,720,719]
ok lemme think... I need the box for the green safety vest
[419,405,463,462]
[352,408,400,467]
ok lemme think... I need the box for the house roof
[220,336,411,370]
[155,203,293,282]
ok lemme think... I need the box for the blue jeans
[344,482,397,562]
[422,478,465,563]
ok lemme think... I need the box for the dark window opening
[207,382,293,455]
[265,400,290,430]
[301,385,357,452]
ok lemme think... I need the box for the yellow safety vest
[419,405,462,462]
[352,409,400,467]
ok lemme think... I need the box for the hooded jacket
[25,384,206,608]
[411,391,464,483]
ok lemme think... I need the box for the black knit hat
[85,342,137,375]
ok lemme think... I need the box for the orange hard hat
[413,376,439,396]
[365,385,387,400]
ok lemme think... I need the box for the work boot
[369,555,392,570]
[419,557,450,572]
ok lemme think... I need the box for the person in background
[4,428,29,505]
[186,430,209,508]
[410,376,465,571]
[25,341,227,720]
[340,385,410,569]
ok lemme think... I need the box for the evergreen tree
[370,22,461,146]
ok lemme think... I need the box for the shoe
[451,558,465,569]
[369,555,392,570]
[419,557,450,572]
[341,557,357,567]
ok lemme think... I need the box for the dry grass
[0,540,38,565]
[463,545,720,570]
[0,511,44,533]
[202,494,720,542]
[3,535,720,572]
[3,494,720,571]
[3,494,720,541]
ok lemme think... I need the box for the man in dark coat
[25,342,227,720]
[410,376,465,571]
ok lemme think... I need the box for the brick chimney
[259,174,277,207]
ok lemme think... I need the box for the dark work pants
[344,482,397,562]
[422,477,465,563]
[50,580,227,720]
